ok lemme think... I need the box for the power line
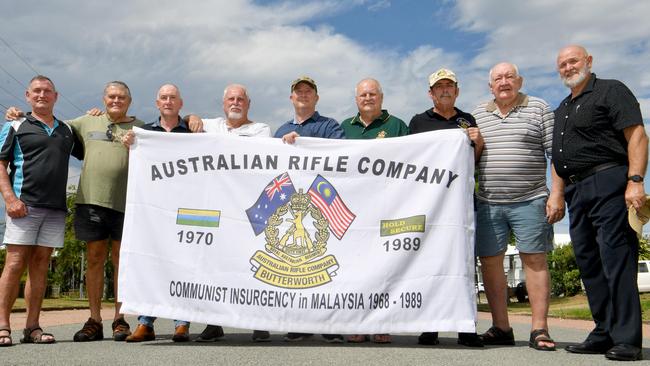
[0,83,27,107]
[0,35,85,114]
[0,63,27,89]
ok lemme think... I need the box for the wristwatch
[628,175,644,183]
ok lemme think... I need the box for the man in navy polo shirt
[274,76,344,142]
[122,84,192,343]
[0,76,80,345]
[277,76,344,343]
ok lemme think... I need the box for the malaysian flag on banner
[308,175,356,240]
[246,172,296,235]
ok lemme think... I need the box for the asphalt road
[2,313,650,365]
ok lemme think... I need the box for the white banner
[119,128,477,334]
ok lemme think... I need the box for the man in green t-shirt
[69,81,144,342]
[341,79,407,344]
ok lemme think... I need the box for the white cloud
[0,0,648,132]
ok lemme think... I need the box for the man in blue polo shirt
[274,76,344,142]
[276,76,344,343]
[0,76,81,346]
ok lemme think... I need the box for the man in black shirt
[408,68,484,347]
[553,45,647,361]
[121,84,192,343]
[0,76,80,345]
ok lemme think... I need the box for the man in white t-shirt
[189,84,270,138]
[187,84,271,342]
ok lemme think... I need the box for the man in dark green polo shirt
[340,78,408,140]
[341,78,407,344]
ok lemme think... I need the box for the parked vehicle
[638,260,650,292]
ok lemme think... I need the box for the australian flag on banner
[246,172,297,235]
[308,174,356,240]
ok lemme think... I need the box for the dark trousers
[565,165,641,347]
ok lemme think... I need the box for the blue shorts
[475,197,553,257]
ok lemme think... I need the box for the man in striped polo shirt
[472,62,565,351]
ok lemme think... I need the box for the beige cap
[429,68,457,87]
[628,196,650,238]
[291,76,317,93]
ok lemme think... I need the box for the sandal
[20,327,56,344]
[0,328,12,347]
[372,334,392,344]
[346,334,368,343]
[480,326,515,345]
[528,328,555,351]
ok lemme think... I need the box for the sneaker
[252,330,271,342]
[283,332,313,342]
[418,332,439,345]
[458,332,483,347]
[195,325,224,342]
[73,318,104,342]
[111,318,131,342]
[322,334,344,343]
[480,326,515,346]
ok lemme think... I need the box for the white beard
[228,111,243,120]
[562,66,589,88]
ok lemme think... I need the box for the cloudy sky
[1,0,650,233]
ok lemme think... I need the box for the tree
[52,189,85,295]
[547,244,581,297]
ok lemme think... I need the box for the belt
[565,162,621,185]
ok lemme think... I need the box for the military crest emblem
[246,173,355,288]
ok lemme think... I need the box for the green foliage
[52,188,85,295]
[548,243,582,297]
[639,237,650,260]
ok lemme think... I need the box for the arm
[466,127,484,162]
[546,163,566,224]
[281,131,300,144]
[623,124,648,209]
[5,107,24,120]
[182,114,204,133]
[0,160,27,218]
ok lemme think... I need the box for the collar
[571,73,597,100]
[25,112,59,128]
[486,92,529,113]
[350,110,390,127]
[426,107,462,120]
[293,111,320,125]
[151,116,187,130]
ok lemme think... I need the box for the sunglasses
[106,123,115,141]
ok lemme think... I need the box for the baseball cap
[429,68,457,87]
[291,76,317,93]
[628,196,650,238]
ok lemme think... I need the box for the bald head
[156,83,183,118]
[556,44,592,90]
[223,83,250,123]
[355,78,384,120]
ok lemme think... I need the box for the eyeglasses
[106,123,115,141]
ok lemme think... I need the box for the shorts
[3,206,66,248]
[74,204,125,242]
[475,197,553,257]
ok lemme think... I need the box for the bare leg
[23,245,55,342]
[0,245,30,344]
[520,252,553,348]
[110,240,123,320]
[479,253,510,331]
[86,239,109,322]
